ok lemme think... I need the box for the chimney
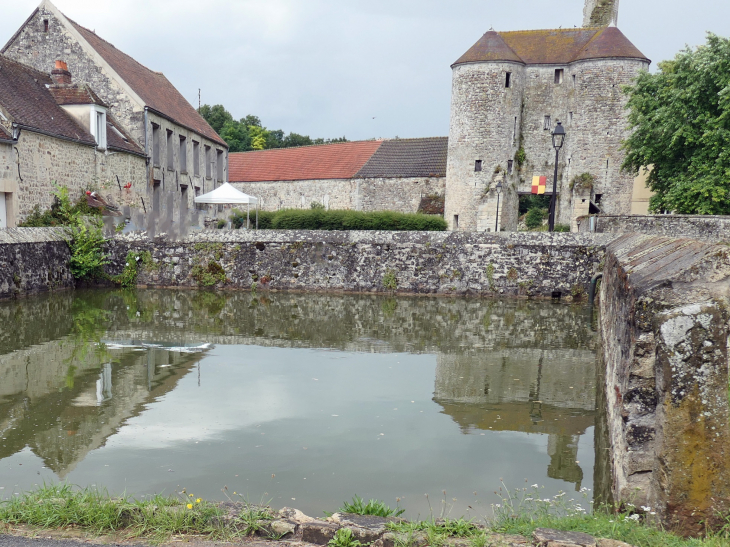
[583,0,619,27]
[51,60,72,85]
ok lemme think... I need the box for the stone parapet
[580,214,730,244]
[600,233,730,534]
[105,230,615,297]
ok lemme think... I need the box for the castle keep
[444,0,649,232]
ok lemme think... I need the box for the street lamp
[494,180,503,233]
[548,121,566,232]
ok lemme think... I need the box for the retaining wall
[579,214,730,244]
[104,231,614,297]
[0,228,74,299]
[600,233,730,534]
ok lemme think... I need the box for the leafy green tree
[198,104,233,134]
[219,120,251,152]
[622,33,730,214]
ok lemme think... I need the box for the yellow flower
[189,494,194,497]
[196,498,201,503]
[187,503,193,509]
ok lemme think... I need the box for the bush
[554,223,571,232]
[231,209,276,229]
[270,209,447,231]
[525,207,546,229]
[19,186,101,227]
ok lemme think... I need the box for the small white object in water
[331,415,338,417]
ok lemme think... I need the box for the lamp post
[494,180,503,233]
[548,121,566,232]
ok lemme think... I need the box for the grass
[0,484,272,544]
[337,495,405,518]
[328,527,368,547]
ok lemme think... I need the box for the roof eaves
[145,106,228,148]
[14,122,95,147]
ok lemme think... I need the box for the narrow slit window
[192,140,200,176]
[166,130,174,170]
[205,145,211,179]
[43,20,49,32]
[507,160,514,174]
[512,117,517,145]
[544,115,552,130]
[475,160,482,172]
[453,215,459,230]
[505,72,511,88]
[554,69,564,84]
[572,74,576,87]
[569,112,574,124]
[152,124,160,166]
[179,136,187,173]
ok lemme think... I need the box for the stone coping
[0,227,67,244]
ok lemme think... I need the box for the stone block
[301,521,340,544]
[533,528,596,547]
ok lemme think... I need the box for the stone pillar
[583,0,619,27]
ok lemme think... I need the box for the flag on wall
[531,176,547,195]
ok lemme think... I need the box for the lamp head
[552,121,566,150]
[495,181,503,193]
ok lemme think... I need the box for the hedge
[230,209,446,231]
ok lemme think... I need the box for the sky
[1,0,727,142]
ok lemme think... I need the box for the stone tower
[443,26,650,232]
[584,0,619,27]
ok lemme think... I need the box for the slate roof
[66,18,227,147]
[453,27,648,67]
[106,116,145,156]
[48,83,106,107]
[0,55,95,145]
[355,137,448,178]
[229,141,384,182]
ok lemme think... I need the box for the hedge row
[230,209,446,231]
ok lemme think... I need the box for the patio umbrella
[193,182,259,228]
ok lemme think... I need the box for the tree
[197,104,233,134]
[219,120,251,152]
[622,33,730,215]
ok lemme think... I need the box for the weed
[328,527,367,547]
[514,147,527,168]
[338,495,405,518]
[571,284,586,298]
[486,263,496,292]
[507,268,518,281]
[383,270,398,291]
[191,261,226,287]
[112,250,156,288]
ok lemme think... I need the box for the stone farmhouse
[229,138,447,213]
[445,0,650,231]
[1,0,227,225]
[0,56,145,227]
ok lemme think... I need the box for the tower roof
[452,27,649,67]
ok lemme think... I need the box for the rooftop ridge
[232,139,384,154]
[500,26,605,34]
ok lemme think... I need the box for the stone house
[0,56,145,227]
[229,138,447,213]
[2,0,228,222]
[444,0,651,232]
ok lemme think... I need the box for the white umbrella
[194,182,259,228]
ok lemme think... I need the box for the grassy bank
[1,485,729,546]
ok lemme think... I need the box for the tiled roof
[106,116,144,156]
[453,27,648,66]
[355,137,448,178]
[67,18,227,147]
[229,141,384,182]
[48,83,106,106]
[0,125,12,142]
[0,55,95,145]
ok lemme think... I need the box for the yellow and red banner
[531,176,546,195]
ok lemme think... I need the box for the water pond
[0,290,602,519]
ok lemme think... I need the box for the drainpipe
[143,107,150,185]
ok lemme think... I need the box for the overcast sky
[2,0,727,141]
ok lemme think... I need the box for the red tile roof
[67,19,227,147]
[0,55,96,145]
[229,141,384,182]
[454,27,648,67]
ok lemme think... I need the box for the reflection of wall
[0,342,202,477]
[432,349,596,491]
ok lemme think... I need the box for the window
[166,130,174,170]
[505,72,511,88]
[512,117,517,145]
[544,115,552,130]
[475,160,482,172]
[453,215,459,230]
[507,160,514,174]
[193,140,200,176]
[152,124,160,166]
[572,74,576,87]
[179,135,187,173]
[90,107,107,149]
[204,145,211,179]
[554,69,564,84]
[569,112,574,125]
[216,150,224,181]
[43,19,49,32]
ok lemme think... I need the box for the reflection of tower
[547,434,583,490]
[96,363,113,404]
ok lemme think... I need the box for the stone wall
[231,177,444,214]
[104,231,613,297]
[600,233,730,534]
[0,227,74,299]
[580,214,730,244]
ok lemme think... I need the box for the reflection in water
[0,290,599,515]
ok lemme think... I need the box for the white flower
[531,484,539,488]
[627,514,640,521]
[641,506,652,512]
[494,504,501,508]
